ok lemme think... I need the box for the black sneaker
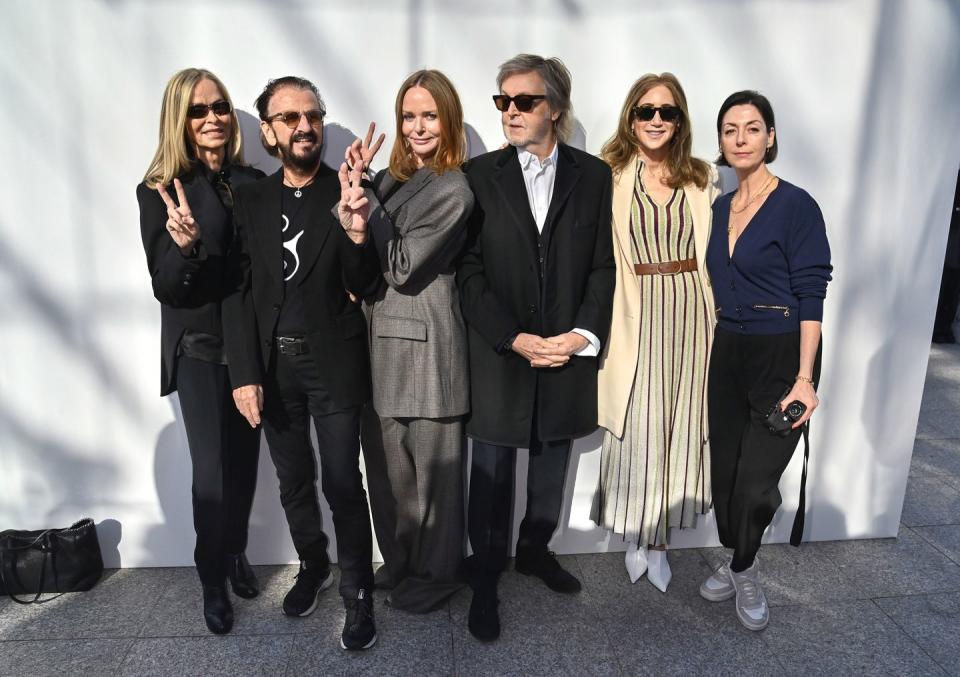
[341,588,377,650]
[282,561,333,617]
[514,550,582,593]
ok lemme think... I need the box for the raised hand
[344,121,385,171]
[157,178,200,254]
[337,160,370,245]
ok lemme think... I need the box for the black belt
[276,336,310,356]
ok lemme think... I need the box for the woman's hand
[781,378,818,428]
[157,178,199,254]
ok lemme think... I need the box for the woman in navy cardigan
[700,91,832,632]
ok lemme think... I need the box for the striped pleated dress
[596,163,712,547]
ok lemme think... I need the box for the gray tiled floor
[4,343,960,676]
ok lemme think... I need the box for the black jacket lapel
[492,147,539,260]
[541,144,582,240]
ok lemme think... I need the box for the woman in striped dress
[595,73,719,591]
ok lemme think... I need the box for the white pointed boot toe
[646,549,672,592]
[624,542,648,583]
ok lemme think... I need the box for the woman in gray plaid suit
[355,69,474,613]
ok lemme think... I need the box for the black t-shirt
[276,184,312,336]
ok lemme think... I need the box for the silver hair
[496,54,573,143]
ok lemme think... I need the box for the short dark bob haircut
[715,90,778,166]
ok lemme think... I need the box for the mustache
[291,131,317,143]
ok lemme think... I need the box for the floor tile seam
[111,636,138,677]
[867,597,952,676]
[912,526,960,565]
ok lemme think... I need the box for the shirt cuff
[571,328,600,357]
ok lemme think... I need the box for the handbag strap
[0,531,52,604]
[789,423,810,547]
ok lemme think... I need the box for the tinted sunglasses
[492,94,546,113]
[267,109,325,129]
[186,100,232,119]
[631,105,682,122]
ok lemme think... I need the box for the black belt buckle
[276,336,309,356]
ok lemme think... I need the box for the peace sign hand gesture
[157,178,200,254]
[337,160,370,245]
[344,121,385,171]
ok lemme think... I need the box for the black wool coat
[457,144,615,446]
[137,163,264,396]
[222,166,381,409]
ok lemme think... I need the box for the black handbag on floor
[0,518,104,604]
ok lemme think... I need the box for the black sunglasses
[492,94,546,113]
[267,109,325,129]
[186,100,232,119]
[631,105,682,122]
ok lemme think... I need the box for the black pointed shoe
[202,585,234,635]
[227,553,260,599]
[514,550,582,593]
[467,585,500,642]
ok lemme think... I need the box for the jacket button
[183,280,190,286]
[273,304,281,311]
[185,273,192,280]
[263,340,270,347]
[736,305,742,313]
[528,305,536,314]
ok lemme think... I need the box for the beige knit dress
[595,164,712,547]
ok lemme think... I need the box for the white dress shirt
[516,144,600,356]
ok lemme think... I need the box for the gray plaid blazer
[363,166,474,418]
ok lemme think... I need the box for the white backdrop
[1,0,958,567]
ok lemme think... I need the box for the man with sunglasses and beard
[222,76,383,651]
[457,55,614,642]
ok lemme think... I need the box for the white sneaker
[625,542,648,583]
[646,549,671,592]
[699,560,735,602]
[730,560,769,631]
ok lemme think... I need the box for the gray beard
[279,141,323,172]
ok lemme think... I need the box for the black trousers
[708,327,821,572]
[262,351,374,598]
[467,435,571,583]
[175,355,260,587]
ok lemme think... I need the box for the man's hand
[233,384,263,428]
[541,332,590,357]
[511,332,570,368]
[337,160,370,245]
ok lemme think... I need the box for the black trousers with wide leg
[707,327,821,572]
[175,355,261,587]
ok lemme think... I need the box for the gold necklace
[728,175,776,235]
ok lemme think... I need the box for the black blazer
[137,163,264,396]
[457,144,615,446]
[222,166,381,410]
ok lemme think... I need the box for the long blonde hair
[143,68,244,188]
[600,72,709,190]
[388,70,466,182]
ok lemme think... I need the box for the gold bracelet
[795,375,814,384]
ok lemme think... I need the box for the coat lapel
[248,170,285,285]
[541,143,582,237]
[382,168,433,222]
[491,147,539,260]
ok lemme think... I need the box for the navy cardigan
[706,179,832,335]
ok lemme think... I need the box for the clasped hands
[512,332,588,368]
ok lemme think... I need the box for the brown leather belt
[634,258,698,275]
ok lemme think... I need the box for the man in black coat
[457,54,614,642]
[223,76,381,651]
